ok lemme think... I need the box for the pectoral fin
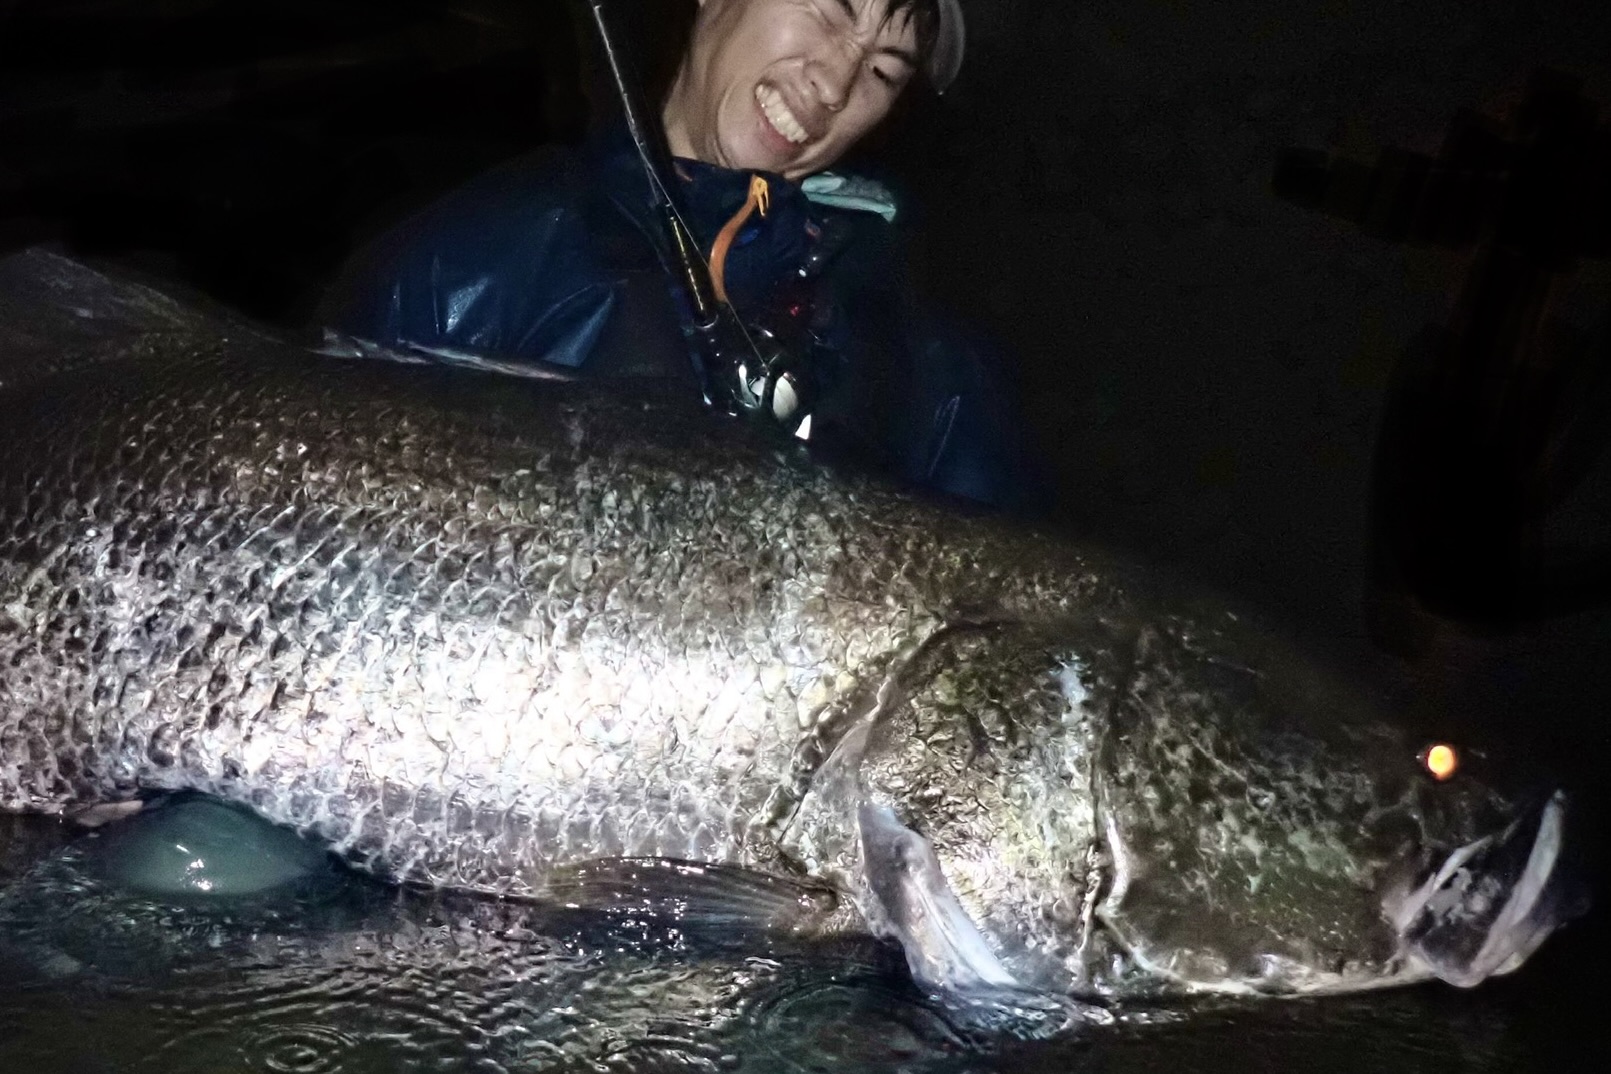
[856,803,1018,993]
[541,858,839,933]
[66,799,145,829]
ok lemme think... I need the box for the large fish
[0,250,1582,1004]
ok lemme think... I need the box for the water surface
[0,810,1592,1074]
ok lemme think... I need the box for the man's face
[662,0,920,180]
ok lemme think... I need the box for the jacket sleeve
[898,317,1053,516]
[812,214,1053,517]
[316,150,660,371]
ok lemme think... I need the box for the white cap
[929,0,965,93]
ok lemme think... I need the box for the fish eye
[1419,742,1460,782]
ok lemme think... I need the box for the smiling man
[320,0,1044,513]
[663,0,951,178]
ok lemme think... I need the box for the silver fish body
[0,252,1583,1003]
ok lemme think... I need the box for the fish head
[1086,613,1585,996]
[800,614,1583,1001]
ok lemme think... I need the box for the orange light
[1423,743,1459,781]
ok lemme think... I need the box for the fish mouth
[1391,790,1587,987]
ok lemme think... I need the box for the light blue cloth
[802,172,899,223]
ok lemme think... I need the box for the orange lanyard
[708,175,770,306]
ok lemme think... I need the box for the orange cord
[709,175,770,306]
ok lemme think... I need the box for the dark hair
[882,0,943,75]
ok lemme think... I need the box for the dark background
[4,0,1609,628]
[3,0,1611,1057]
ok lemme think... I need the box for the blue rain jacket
[318,127,1047,514]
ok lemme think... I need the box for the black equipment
[581,0,816,437]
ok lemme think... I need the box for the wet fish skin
[0,253,1113,887]
[0,253,1577,1002]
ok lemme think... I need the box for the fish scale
[0,251,1581,1001]
[0,290,1086,895]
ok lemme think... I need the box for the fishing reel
[714,321,817,438]
[699,218,852,440]
[696,284,825,441]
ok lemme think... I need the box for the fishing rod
[581,0,813,436]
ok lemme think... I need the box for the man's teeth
[756,85,809,146]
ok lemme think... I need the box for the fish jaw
[1089,760,1584,996]
[1391,790,1587,988]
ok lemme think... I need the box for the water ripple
[742,970,967,1070]
[256,1024,359,1074]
